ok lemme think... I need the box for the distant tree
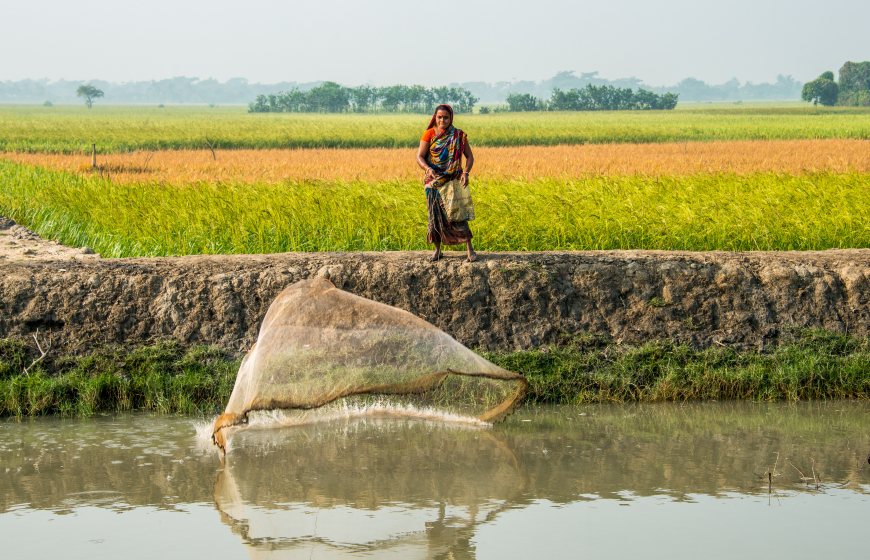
[306,81,349,112]
[801,73,838,106]
[836,61,870,106]
[545,85,677,111]
[837,62,870,93]
[76,84,104,108]
[378,85,404,112]
[350,86,377,112]
[506,93,541,111]
[405,84,428,112]
[450,87,479,113]
[658,92,679,110]
[280,89,308,112]
[548,88,581,110]
[841,90,870,106]
[248,83,477,114]
[633,89,661,110]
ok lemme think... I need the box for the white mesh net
[212,278,527,452]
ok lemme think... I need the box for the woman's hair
[426,104,454,130]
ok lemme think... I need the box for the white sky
[2,0,867,85]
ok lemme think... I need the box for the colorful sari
[424,125,473,245]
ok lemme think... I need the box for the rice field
[1,159,867,256]
[2,104,868,255]
[6,139,870,183]
[3,103,870,153]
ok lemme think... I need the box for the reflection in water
[209,403,870,558]
[1,402,869,559]
[214,419,525,558]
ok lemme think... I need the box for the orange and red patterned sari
[423,125,467,189]
[422,124,473,245]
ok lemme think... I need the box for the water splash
[248,400,491,429]
[196,399,489,453]
[193,421,219,454]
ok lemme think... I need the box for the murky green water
[2,402,868,559]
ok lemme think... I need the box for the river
[1,401,868,559]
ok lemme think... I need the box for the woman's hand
[417,140,434,179]
[459,172,469,188]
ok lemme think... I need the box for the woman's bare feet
[466,241,477,263]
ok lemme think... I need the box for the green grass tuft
[0,330,867,417]
[1,340,239,417]
[485,329,870,403]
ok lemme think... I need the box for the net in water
[212,278,527,452]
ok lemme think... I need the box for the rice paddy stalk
[1,160,867,254]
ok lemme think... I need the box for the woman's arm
[417,141,436,181]
[460,140,474,187]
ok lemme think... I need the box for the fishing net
[211,278,527,452]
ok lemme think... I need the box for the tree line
[802,61,870,106]
[248,82,479,114]
[502,85,678,112]
[1,72,806,105]
[69,80,679,113]
[487,71,800,104]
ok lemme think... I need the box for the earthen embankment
[1,249,868,354]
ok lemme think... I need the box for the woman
[416,104,476,262]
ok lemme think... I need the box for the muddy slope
[1,249,868,354]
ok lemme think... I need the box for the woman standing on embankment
[416,104,477,262]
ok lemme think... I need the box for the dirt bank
[0,216,99,263]
[1,217,867,354]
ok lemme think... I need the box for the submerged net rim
[212,368,528,453]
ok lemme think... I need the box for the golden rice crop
[5,139,870,184]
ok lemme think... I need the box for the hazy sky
[3,0,867,85]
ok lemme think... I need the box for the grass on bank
[2,161,868,254]
[2,104,870,152]
[486,330,870,403]
[0,340,238,417]
[1,331,868,417]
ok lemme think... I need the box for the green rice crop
[2,104,870,153]
[1,160,867,254]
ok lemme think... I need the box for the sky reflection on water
[1,401,868,559]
